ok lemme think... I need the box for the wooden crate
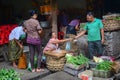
[64,64,86,76]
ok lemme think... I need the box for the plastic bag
[65,41,71,51]
[34,55,37,68]
[27,62,32,72]
[27,55,37,72]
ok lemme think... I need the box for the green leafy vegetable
[0,68,21,80]
[66,54,89,65]
[96,60,112,71]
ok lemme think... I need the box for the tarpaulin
[0,24,17,45]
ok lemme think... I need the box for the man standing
[75,12,104,59]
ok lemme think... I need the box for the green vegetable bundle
[96,61,112,71]
[66,54,89,66]
[0,68,21,80]
[113,17,120,20]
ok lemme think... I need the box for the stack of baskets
[103,14,120,31]
[44,50,66,71]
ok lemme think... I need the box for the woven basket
[92,68,112,78]
[103,19,120,31]
[46,56,66,71]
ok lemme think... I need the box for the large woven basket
[46,56,66,71]
[103,14,120,31]
[103,20,120,31]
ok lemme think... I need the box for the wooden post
[51,0,58,37]
[51,10,57,36]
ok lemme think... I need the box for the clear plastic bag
[65,41,71,51]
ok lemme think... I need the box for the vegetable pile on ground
[96,60,112,71]
[66,54,89,66]
[0,68,20,80]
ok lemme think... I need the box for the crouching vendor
[43,32,72,53]
[8,22,27,67]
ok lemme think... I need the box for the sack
[111,61,120,73]
[18,53,27,69]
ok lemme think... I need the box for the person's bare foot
[36,68,44,72]
[13,62,17,68]
[32,69,35,72]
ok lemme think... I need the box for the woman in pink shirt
[43,32,71,52]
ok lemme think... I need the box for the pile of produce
[103,14,120,31]
[113,16,120,20]
[95,61,112,71]
[66,54,89,66]
[93,56,104,63]
[0,68,20,80]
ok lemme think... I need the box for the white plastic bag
[65,41,71,51]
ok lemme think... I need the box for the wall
[0,0,33,23]
[104,31,120,58]
[57,0,86,9]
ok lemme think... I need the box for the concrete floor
[40,71,81,80]
[0,62,81,80]
[0,62,50,80]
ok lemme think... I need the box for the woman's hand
[38,29,43,34]
[101,39,105,44]
[67,38,74,41]
[19,44,23,49]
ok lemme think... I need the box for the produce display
[0,68,20,80]
[95,61,112,71]
[113,16,120,20]
[93,56,104,63]
[103,14,120,31]
[66,54,89,66]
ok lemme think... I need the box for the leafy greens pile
[0,68,21,80]
[66,54,89,66]
[96,60,112,71]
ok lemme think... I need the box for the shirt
[9,26,25,40]
[84,18,104,41]
[43,38,58,52]
[24,18,42,45]
[69,19,80,27]
[66,19,80,35]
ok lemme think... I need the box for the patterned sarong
[8,40,22,61]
